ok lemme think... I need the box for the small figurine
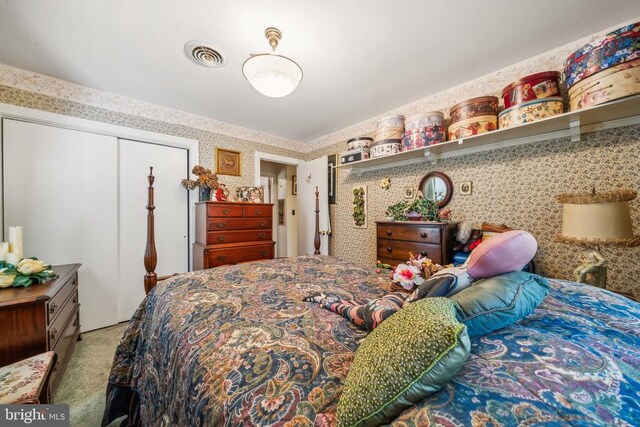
[574,248,607,288]
[215,184,228,202]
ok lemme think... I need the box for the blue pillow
[449,271,549,337]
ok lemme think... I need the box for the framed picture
[459,181,473,195]
[403,186,415,199]
[328,154,337,204]
[215,148,241,176]
[292,175,298,195]
[352,185,367,229]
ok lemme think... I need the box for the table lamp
[557,188,639,289]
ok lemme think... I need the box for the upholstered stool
[0,351,56,404]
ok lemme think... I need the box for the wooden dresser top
[0,264,81,308]
[195,201,273,206]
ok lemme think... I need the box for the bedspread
[103,256,640,426]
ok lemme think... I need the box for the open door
[297,156,330,255]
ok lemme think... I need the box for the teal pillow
[337,298,470,427]
[450,271,549,338]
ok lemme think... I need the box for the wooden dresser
[0,264,81,402]
[376,222,457,266]
[193,201,275,269]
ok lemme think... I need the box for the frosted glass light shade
[242,53,303,98]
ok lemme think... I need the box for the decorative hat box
[376,115,405,129]
[340,147,370,164]
[498,97,564,129]
[346,136,373,151]
[568,58,640,110]
[501,71,562,109]
[448,96,498,139]
[374,127,404,142]
[401,112,445,150]
[564,21,640,90]
[370,139,401,158]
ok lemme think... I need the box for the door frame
[0,102,199,269]
[253,152,304,186]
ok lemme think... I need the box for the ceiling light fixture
[242,27,303,98]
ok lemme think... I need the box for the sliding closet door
[3,119,119,332]
[118,139,189,322]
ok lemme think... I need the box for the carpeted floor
[55,322,128,427]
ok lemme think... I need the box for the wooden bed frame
[143,167,322,294]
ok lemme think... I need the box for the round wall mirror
[418,171,453,208]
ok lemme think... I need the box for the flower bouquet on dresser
[0,225,57,288]
[181,165,229,202]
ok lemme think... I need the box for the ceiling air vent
[184,40,226,68]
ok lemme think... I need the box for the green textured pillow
[337,298,470,427]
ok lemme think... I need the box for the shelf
[336,94,640,174]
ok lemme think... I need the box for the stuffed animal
[405,230,537,303]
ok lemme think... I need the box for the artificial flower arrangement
[375,252,445,290]
[181,165,228,201]
[0,257,58,289]
[385,194,447,222]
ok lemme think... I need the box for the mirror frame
[418,171,453,208]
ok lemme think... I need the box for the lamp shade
[242,53,303,98]
[557,189,640,247]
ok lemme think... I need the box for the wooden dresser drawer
[207,204,243,218]
[47,273,77,323]
[208,218,271,231]
[207,244,274,267]
[378,239,442,264]
[377,224,441,244]
[48,289,78,349]
[207,229,272,245]
[49,305,80,396]
[244,205,272,217]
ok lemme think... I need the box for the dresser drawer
[207,229,272,245]
[207,244,274,267]
[244,205,272,217]
[207,204,243,218]
[208,218,271,231]
[48,289,78,349]
[49,305,80,397]
[377,224,441,244]
[47,273,77,323]
[377,239,442,264]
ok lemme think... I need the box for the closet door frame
[0,101,199,270]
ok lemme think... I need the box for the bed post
[144,167,158,294]
[314,186,321,255]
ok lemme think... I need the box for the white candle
[8,226,23,255]
[0,242,8,261]
[6,252,22,266]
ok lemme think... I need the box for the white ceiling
[0,0,639,142]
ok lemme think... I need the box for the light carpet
[55,322,127,427]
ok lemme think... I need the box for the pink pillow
[466,230,537,280]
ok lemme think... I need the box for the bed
[102,170,640,426]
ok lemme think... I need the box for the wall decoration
[352,186,367,228]
[379,177,391,190]
[403,187,415,199]
[459,181,473,195]
[292,175,298,195]
[215,148,241,176]
[328,154,337,204]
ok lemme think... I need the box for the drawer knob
[256,209,263,215]
[49,302,58,315]
[259,222,267,228]
[217,236,225,242]
[222,209,231,215]
[50,328,58,343]
[420,232,428,238]
[72,296,78,304]
[386,230,392,236]
[258,233,266,239]
[260,250,268,257]
[387,246,392,252]
[217,223,226,229]
[217,255,226,261]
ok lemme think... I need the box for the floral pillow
[303,291,408,331]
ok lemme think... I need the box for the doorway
[260,160,296,257]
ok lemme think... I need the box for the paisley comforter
[103,256,640,426]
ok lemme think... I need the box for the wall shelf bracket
[569,118,581,142]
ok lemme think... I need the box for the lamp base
[574,247,607,289]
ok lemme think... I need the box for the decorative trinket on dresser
[402,112,446,150]
[448,96,498,140]
[565,21,640,110]
[235,186,264,203]
[181,165,222,202]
